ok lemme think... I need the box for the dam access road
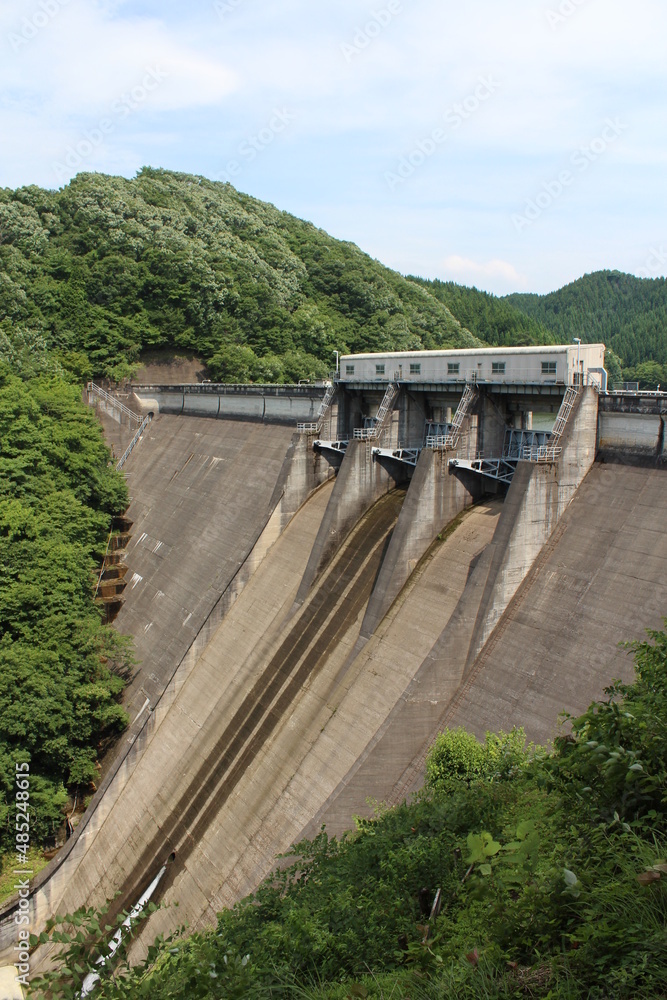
[2,361,666,968]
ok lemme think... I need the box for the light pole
[573,338,581,384]
[333,350,340,377]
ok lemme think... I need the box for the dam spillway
[3,356,667,966]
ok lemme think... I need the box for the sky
[1,0,666,296]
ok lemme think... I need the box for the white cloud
[1,1,237,116]
[0,0,665,292]
[441,256,529,289]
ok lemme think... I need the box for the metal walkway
[297,382,336,434]
[426,383,478,449]
[353,382,399,440]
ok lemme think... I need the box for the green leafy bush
[425,726,529,791]
[0,366,130,851]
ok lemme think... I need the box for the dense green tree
[506,270,667,377]
[0,365,130,851]
[0,169,480,382]
[410,278,557,347]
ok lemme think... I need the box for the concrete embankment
[116,414,301,723]
[0,412,334,962]
[9,380,667,968]
[21,488,406,963]
[438,460,667,748]
[313,458,667,826]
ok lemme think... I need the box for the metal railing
[116,414,152,470]
[350,382,399,442]
[373,382,399,430]
[296,381,336,434]
[547,385,579,447]
[521,445,563,462]
[425,384,477,451]
[87,382,143,425]
[444,383,477,449]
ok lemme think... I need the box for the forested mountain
[2,171,664,386]
[506,270,667,386]
[0,169,480,384]
[409,277,558,348]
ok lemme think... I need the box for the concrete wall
[360,447,484,637]
[301,500,503,839]
[359,392,506,637]
[463,385,599,667]
[268,431,337,534]
[0,417,333,960]
[132,386,325,425]
[433,461,667,751]
[295,438,408,604]
[598,410,665,462]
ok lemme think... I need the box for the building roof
[341,345,604,360]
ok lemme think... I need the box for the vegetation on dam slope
[0,357,130,858]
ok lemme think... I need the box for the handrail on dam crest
[116,413,152,470]
[87,382,144,425]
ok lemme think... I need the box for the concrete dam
[2,350,667,966]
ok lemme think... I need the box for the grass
[0,846,50,905]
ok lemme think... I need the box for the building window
[541,361,557,375]
[375,364,385,375]
[447,362,460,375]
[409,363,421,374]
[345,364,355,375]
[491,362,506,374]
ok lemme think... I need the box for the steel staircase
[353,382,399,440]
[547,385,580,447]
[297,382,337,434]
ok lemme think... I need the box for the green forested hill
[506,270,667,386]
[3,171,664,385]
[0,169,480,383]
[409,277,558,348]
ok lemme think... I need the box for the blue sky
[2,0,666,294]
